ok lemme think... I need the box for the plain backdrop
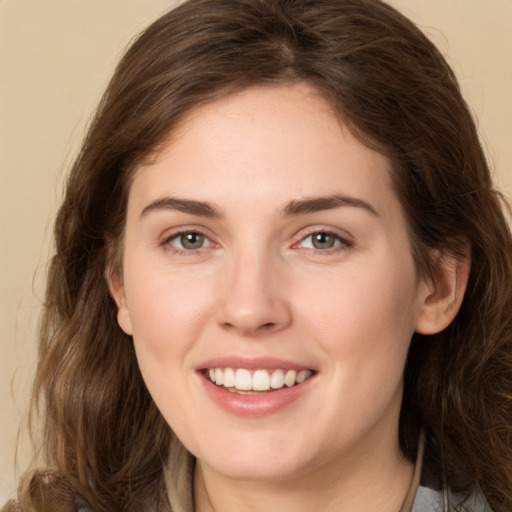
[1,0,511,503]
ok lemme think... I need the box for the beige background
[1,0,511,503]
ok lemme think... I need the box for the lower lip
[199,374,315,417]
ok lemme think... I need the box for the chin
[193,433,318,483]
[203,456,310,483]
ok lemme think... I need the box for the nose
[215,248,292,337]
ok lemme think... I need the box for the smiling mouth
[204,368,314,394]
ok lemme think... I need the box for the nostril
[220,321,276,334]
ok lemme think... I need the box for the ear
[414,244,471,335]
[105,260,133,336]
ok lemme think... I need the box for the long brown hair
[8,0,512,511]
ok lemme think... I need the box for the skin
[109,83,469,512]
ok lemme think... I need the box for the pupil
[181,232,203,249]
[313,232,334,249]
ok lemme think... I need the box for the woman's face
[113,83,433,482]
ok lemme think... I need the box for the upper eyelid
[160,229,216,255]
[288,228,354,255]
[294,225,354,242]
[301,231,344,242]
[166,230,212,242]
[161,226,214,242]
[158,225,353,247]
[296,232,351,248]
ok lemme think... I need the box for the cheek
[299,256,419,376]
[122,267,216,429]
[121,252,218,372]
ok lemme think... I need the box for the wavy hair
[7,0,512,510]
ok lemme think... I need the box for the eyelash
[160,228,353,256]
[161,229,215,255]
[295,230,353,254]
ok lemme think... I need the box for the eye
[164,230,213,251]
[297,230,350,251]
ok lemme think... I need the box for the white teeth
[270,369,285,389]
[223,367,235,388]
[207,367,312,392]
[296,370,310,384]
[234,369,252,390]
[285,369,297,387]
[253,369,271,391]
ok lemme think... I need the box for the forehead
[129,83,396,219]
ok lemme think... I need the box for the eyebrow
[282,194,379,217]
[140,197,222,218]
[140,194,378,220]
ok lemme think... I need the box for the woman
[5,0,512,511]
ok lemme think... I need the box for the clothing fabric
[405,434,493,512]
[160,433,494,512]
[412,486,491,512]
[2,436,495,512]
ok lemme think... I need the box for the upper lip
[197,356,314,372]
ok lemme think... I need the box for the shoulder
[411,434,494,512]
[412,486,493,512]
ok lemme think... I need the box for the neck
[193,430,414,512]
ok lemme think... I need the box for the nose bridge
[217,238,290,335]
